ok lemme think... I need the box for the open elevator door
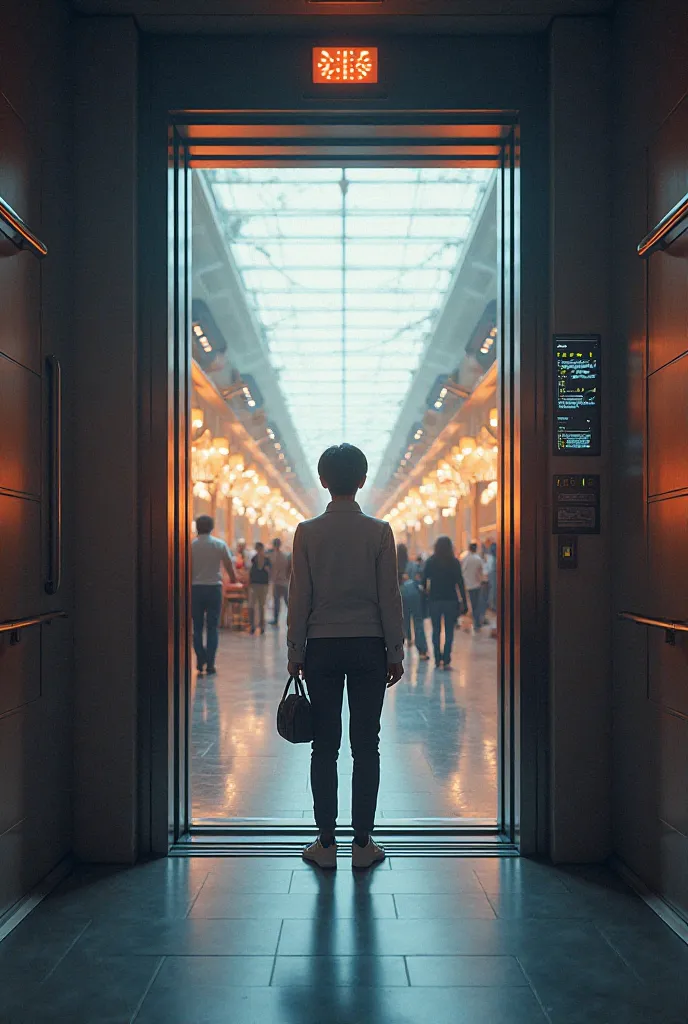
[164,114,524,855]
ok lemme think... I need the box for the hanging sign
[554,334,601,455]
[312,47,379,84]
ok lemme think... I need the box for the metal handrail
[0,611,67,643]
[618,610,688,646]
[637,190,688,258]
[0,194,48,259]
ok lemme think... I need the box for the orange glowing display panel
[312,47,378,84]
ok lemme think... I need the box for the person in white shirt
[191,515,236,674]
[461,542,485,631]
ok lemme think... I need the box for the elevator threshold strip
[172,829,516,858]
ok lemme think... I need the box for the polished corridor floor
[191,619,498,824]
[2,855,688,1022]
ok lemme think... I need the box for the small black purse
[277,675,313,744]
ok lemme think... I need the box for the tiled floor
[192,615,498,823]
[2,856,688,1022]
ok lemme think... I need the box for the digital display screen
[312,47,379,84]
[554,335,601,455]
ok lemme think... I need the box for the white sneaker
[302,838,337,869]
[352,838,386,869]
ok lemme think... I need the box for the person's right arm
[287,524,311,677]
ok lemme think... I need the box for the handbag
[277,675,313,744]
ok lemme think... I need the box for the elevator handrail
[0,194,48,259]
[618,610,688,646]
[637,190,688,258]
[0,611,68,638]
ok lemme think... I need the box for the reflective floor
[191,617,498,824]
[3,856,688,1022]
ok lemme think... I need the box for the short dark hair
[196,515,214,535]
[318,444,368,496]
[469,542,478,553]
[272,538,281,549]
[255,540,264,550]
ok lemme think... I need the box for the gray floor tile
[277,915,615,957]
[195,871,295,894]
[9,952,162,1024]
[473,858,571,894]
[135,983,546,1024]
[153,955,275,987]
[394,893,496,918]
[484,891,594,919]
[289,867,483,895]
[271,955,409,987]
[74,917,282,957]
[189,891,397,919]
[405,954,529,987]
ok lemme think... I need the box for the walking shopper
[269,537,291,626]
[400,572,429,659]
[287,443,404,869]
[191,515,236,675]
[248,541,271,635]
[422,536,467,669]
[461,541,485,631]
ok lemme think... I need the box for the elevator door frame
[154,110,543,855]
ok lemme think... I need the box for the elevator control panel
[554,335,601,455]
[552,474,600,535]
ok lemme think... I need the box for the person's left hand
[386,662,404,688]
[288,661,304,679]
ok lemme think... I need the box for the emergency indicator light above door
[312,47,378,83]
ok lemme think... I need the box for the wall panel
[0,0,74,917]
[0,356,42,497]
[647,359,688,496]
[0,95,41,374]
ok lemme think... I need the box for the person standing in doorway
[269,537,291,627]
[287,444,404,870]
[192,514,236,675]
[422,536,467,669]
[248,541,271,635]
[461,541,485,632]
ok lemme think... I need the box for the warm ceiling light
[212,437,229,455]
[489,408,498,428]
[312,47,378,84]
[460,436,476,455]
[191,407,204,430]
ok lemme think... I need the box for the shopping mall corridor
[191,618,498,824]
[3,854,688,1022]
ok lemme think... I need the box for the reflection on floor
[3,857,688,1023]
[192,620,497,824]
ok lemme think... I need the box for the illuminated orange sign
[312,47,378,84]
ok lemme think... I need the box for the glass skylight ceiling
[206,167,493,487]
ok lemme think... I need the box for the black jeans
[429,599,460,665]
[304,637,388,837]
[192,584,223,669]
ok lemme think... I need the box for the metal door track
[171,829,517,857]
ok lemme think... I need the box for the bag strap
[281,675,306,701]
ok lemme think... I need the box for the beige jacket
[286,500,404,664]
